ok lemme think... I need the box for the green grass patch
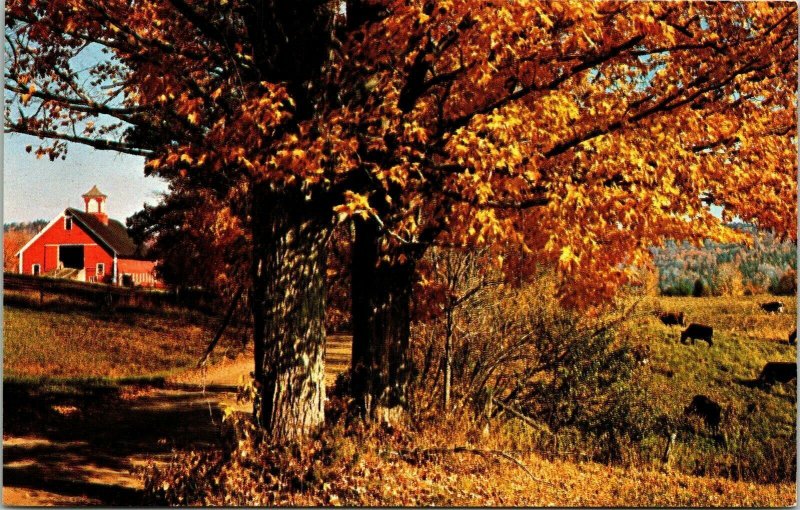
[623,295,797,482]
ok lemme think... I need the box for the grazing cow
[789,329,796,345]
[658,311,686,327]
[631,344,651,366]
[760,301,785,314]
[758,362,797,386]
[684,395,723,432]
[680,323,713,346]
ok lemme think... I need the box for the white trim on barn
[15,212,66,258]
[43,243,98,247]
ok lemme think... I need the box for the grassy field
[3,292,795,505]
[3,302,245,381]
[619,295,796,482]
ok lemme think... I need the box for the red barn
[16,186,160,287]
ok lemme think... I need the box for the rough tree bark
[350,217,415,421]
[251,189,330,442]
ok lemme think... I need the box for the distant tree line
[651,227,797,297]
[3,221,46,272]
[4,220,47,234]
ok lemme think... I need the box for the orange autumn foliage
[3,230,33,272]
[6,1,796,308]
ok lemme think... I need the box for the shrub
[627,265,660,297]
[662,277,695,297]
[518,327,658,463]
[771,269,796,296]
[712,263,744,297]
[757,263,781,290]
[743,282,765,296]
[693,278,711,297]
[409,269,656,464]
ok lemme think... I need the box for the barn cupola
[82,185,108,225]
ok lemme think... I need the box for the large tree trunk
[251,190,330,442]
[350,218,414,421]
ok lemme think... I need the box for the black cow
[684,395,723,432]
[658,311,686,327]
[680,323,713,346]
[789,329,796,345]
[758,362,797,386]
[760,301,785,314]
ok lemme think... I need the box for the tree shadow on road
[3,380,234,506]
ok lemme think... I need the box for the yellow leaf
[559,245,579,269]
[535,6,554,28]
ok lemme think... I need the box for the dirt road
[3,336,351,506]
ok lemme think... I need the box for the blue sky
[3,132,725,224]
[3,133,168,224]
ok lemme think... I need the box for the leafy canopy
[6,0,796,305]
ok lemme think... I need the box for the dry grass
[147,408,796,507]
[323,434,795,507]
[3,305,244,381]
[348,416,795,507]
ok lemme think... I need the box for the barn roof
[67,208,145,258]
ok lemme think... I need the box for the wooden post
[443,307,453,412]
[662,432,677,469]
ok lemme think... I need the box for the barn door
[59,245,84,269]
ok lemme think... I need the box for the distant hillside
[651,229,796,296]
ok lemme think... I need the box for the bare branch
[5,122,153,157]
